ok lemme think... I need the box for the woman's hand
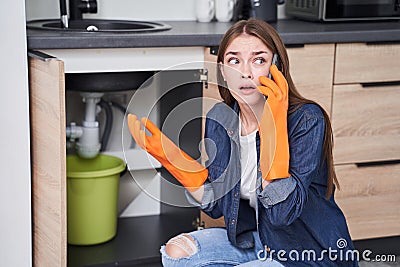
[257,65,290,181]
[127,114,208,192]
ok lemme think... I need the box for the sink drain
[86,25,99,32]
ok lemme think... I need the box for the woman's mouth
[239,85,257,95]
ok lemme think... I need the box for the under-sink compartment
[65,69,204,266]
[65,70,162,219]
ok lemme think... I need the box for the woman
[128,19,357,266]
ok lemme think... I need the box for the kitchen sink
[26,19,171,33]
[65,71,155,92]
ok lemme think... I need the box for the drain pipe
[66,92,103,159]
[76,92,103,158]
[98,99,113,152]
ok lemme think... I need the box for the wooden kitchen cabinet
[27,38,400,265]
[332,43,400,165]
[332,42,400,241]
[335,163,400,240]
[287,44,335,116]
[28,48,206,267]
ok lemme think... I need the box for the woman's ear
[218,62,227,82]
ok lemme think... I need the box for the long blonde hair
[217,19,339,198]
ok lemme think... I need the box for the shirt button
[231,219,236,225]
[227,130,233,136]
[234,192,239,198]
[258,167,262,172]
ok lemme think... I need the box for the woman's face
[220,33,273,106]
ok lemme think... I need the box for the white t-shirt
[239,118,258,209]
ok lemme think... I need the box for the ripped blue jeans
[160,228,284,267]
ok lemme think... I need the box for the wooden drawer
[335,43,400,84]
[287,44,334,116]
[335,163,400,199]
[335,163,400,240]
[332,84,400,164]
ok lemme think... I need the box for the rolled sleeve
[257,176,297,207]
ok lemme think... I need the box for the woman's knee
[165,234,198,259]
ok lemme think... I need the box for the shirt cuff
[185,182,216,211]
[257,176,297,207]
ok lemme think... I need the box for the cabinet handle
[361,81,400,88]
[28,50,55,62]
[356,159,400,168]
[366,41,400,46]
[285,44,305,49]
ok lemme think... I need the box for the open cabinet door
[29,53,66,267]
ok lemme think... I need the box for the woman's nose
[240,64,253,79]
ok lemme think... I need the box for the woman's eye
[227,58,239,65]
[254,57,266,65]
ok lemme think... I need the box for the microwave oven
[285,0,400,21]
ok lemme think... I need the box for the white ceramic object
[215,0,234,22]
[195,0,215,22]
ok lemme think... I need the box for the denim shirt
[186,101,358,266]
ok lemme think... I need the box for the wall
[26,0,286,21]
[0,0,32,266]
[26,0,197,21]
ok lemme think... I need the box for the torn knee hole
[165,234,197,259]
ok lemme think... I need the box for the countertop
[26,19,400,49]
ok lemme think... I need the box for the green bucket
[66,154,126,245]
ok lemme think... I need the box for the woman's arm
[185,112,233,218]
[258,65,291,181]
[257,110,326,226]
[127,114,208,197]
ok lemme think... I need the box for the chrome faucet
[59,0,68,28]
[59,0,98,29]
[69,0,98,20]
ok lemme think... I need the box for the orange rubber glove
[127,114,208,192]
[257,65,290,181]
